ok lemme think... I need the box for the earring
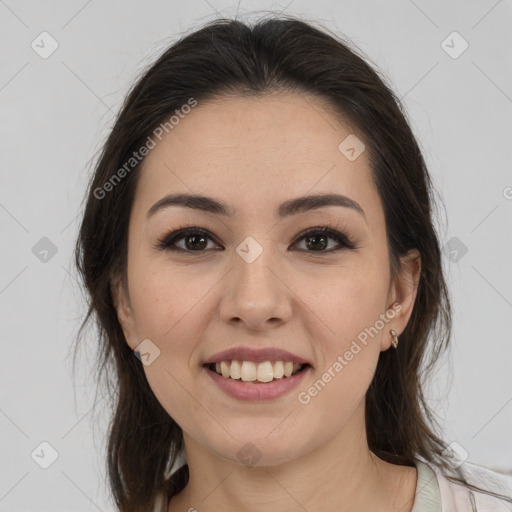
[390,329,399,349]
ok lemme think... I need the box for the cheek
[294,272,386,424]
[129,265,212,426]
[128,261,219,342]
[142,359,215,450]
[294,260,389,407]
[126,266,210,414]
[300,260,389,343]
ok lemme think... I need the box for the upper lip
[204,347,311,365]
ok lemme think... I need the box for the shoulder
[427,460,512,511]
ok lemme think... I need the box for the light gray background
[1,0,511,510]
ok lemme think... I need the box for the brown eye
[154,228,221,252]
[292,227,356,253]
[153,225,356,254]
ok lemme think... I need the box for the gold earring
[390,329,399,349]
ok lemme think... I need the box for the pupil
[186,234,207,250]
[306,234,327,251]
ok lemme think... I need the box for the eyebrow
[146,192,366,222]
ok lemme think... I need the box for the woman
[74,15,512,512]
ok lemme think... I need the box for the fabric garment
[422,459,512,511]
[411,460,442,511]
[155,459,512,511]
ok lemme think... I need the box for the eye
[154,225,356,254]
[291,226,357,253]
[153,227,221,252]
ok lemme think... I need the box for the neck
[168,402,416,512]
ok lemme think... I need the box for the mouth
[204,360,311,383]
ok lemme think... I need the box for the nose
[219,244,293,332]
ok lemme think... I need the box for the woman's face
[114,92,420,466]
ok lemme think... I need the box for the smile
[203,362,311,401]
[207,360,309,383]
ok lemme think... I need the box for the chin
[200,428,311,469]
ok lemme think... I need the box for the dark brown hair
[73,14,511,511]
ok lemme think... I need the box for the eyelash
[153,223,357,254]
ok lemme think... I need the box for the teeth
[257,361,274,383]
[230,360,241,379]
[211,360,306,382]
[273,360,284,379]
[241,361,257,381]
[220,361,230,378]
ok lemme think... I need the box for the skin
[113,91,421,512]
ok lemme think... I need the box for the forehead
[133,92,378,220]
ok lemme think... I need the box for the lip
[203,347,311,365]
[203,364,312,401]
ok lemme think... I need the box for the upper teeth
[214,361,304,382]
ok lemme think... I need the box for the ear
[110,273,139,351]
[381,248,421,351]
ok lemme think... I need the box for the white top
[411,460,442,511]
[154,460,512,511]
[415,459,512,511]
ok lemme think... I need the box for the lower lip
[203,365,311,401]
